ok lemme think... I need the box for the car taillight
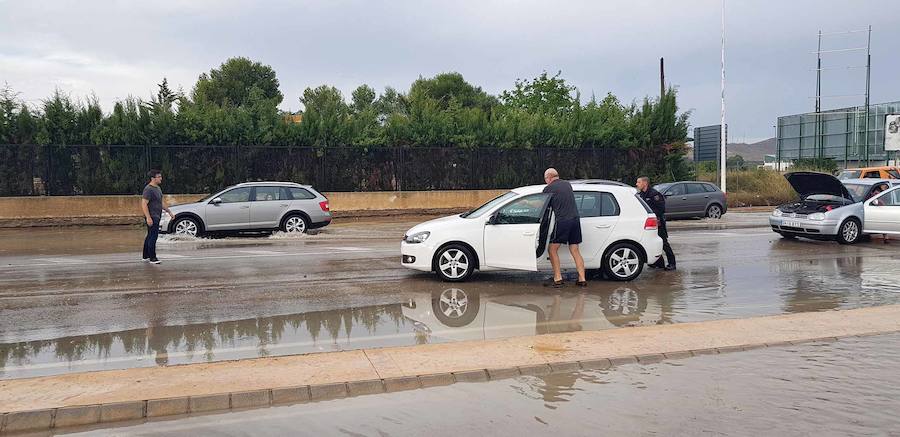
[319,201,330,212]
[644,216,658,230]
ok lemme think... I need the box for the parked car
[652,181,727,219]
[769,172,895,244]
[863,185,900,236]
[160,182,331,236]
[400,184,664,282]
[836,166,900,180]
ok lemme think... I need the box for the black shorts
[550,218,582,245]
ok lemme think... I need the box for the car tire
[778,232,797,240]
[281,214,308,234]
[706,204,724,219]
[836,218,862,245]
[172,216,202,237]
[434,244,475,282]
[431,288,480,327]
[602,242,644,282]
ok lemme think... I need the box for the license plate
[783,220,802,228]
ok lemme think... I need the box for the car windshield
[461,191,518,218]
[842,183,868,202]
[837,170,861,180]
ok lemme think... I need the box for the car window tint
[888,169,900,179]
[254,186,286,201]
[289,187,315,200]
[686,183,706,194]
[665,184,685,196]
[496,194,548,224]
[599,193,620,216]
[702,184,718,193]
[575,192,620,218]
[220,187,251,203]
[864,171,880,178]
[892,190,900,205]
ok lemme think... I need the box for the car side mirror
[211,197,222,205]
[487,212,500,225]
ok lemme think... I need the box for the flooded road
[2,219,899,379]
[60,333,900,436]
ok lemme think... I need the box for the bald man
[542,168,587,287]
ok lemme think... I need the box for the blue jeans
[143,218,160,260]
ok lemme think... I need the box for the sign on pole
[886,114,900,151]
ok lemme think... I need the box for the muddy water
[61,333,900,436]
[3,226,900,379]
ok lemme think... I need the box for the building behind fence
[0,145,663,196]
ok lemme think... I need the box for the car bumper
[310,215,332,229]
[158,215,172,233]
[769,216,840,236]
[644,235,664,265]
[400,241,435,272]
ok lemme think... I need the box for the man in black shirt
[542,168,587,287]
[636,176,675,270]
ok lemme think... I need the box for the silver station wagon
[160,182,332,236]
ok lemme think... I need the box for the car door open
[483,193,551,271]
[864,187,900,234]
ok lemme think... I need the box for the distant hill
[726,137,776,162]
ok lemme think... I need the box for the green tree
[408,72,497,111]
[727,154,746,170]
[299,85,350,146]
[500,71,577,116]
[191,57,283,108]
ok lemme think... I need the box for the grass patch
[697,169,803,207]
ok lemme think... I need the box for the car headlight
[404,231,431,244]
[772,209,783,217]
[808,213,825,221]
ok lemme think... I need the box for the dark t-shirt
[542,179,579,221]
[143,184,163,220]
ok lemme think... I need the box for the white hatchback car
[401,184,664,282]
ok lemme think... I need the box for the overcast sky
[2,0,899,142]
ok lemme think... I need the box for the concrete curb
[0,333,884,435]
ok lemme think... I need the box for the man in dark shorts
[636,176,675,270]
[141,169,173,265]
[542,168,587,287]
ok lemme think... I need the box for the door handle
[704,195,710,199]
[240,206,250,209]
[681,197,687,200]
[279,204,289,207]
[595,224,611,229]
[522,231,536,236]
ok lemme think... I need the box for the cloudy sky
[2,0,899,142]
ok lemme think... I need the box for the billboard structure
[693,125,726,163]
[886,114,900,152]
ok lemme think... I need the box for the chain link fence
[0,144,654,196]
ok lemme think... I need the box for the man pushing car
[542,168,587,288]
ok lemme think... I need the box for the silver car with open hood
[769,172,895,244]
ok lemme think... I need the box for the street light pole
[720,0,727,193]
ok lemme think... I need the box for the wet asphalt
[1,213,899,379]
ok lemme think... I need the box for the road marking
[2,248,393,269]
[236,250,287,255]
[333,247,370,252]
[31,258,86,264]
[162,254,188,258]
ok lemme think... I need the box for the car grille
[784,213,808,219]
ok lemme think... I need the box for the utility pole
[864,25,871,166]
[660,57,665,98]
[815,30,822,159]
[720,0,727,193]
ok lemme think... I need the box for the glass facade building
[776,101,900,167]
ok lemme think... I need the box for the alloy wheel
[285,216,307,233]
[438,249,469,280]
[609,247,640,279]
[174,219,198,237]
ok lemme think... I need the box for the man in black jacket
[636,176,676,270]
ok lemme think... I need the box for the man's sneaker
[149,259,162,264]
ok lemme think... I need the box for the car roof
[512,184,638,195]
[233,181,312,188]
[843,166,899,171]
[569,179,630,187]
[841,178,894,186]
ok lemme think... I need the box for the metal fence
[0,144,648,196]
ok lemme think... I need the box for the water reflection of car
[401,184,664,282]
[401,287,663,342]
[769,172,896,244]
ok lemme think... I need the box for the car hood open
[784,172,853,201]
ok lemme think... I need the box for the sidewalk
[2,305,898,434]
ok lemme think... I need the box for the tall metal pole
[720,0,727,193]
[816,30,822,159]
[864,25,871,166]
[660,57,665,98]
